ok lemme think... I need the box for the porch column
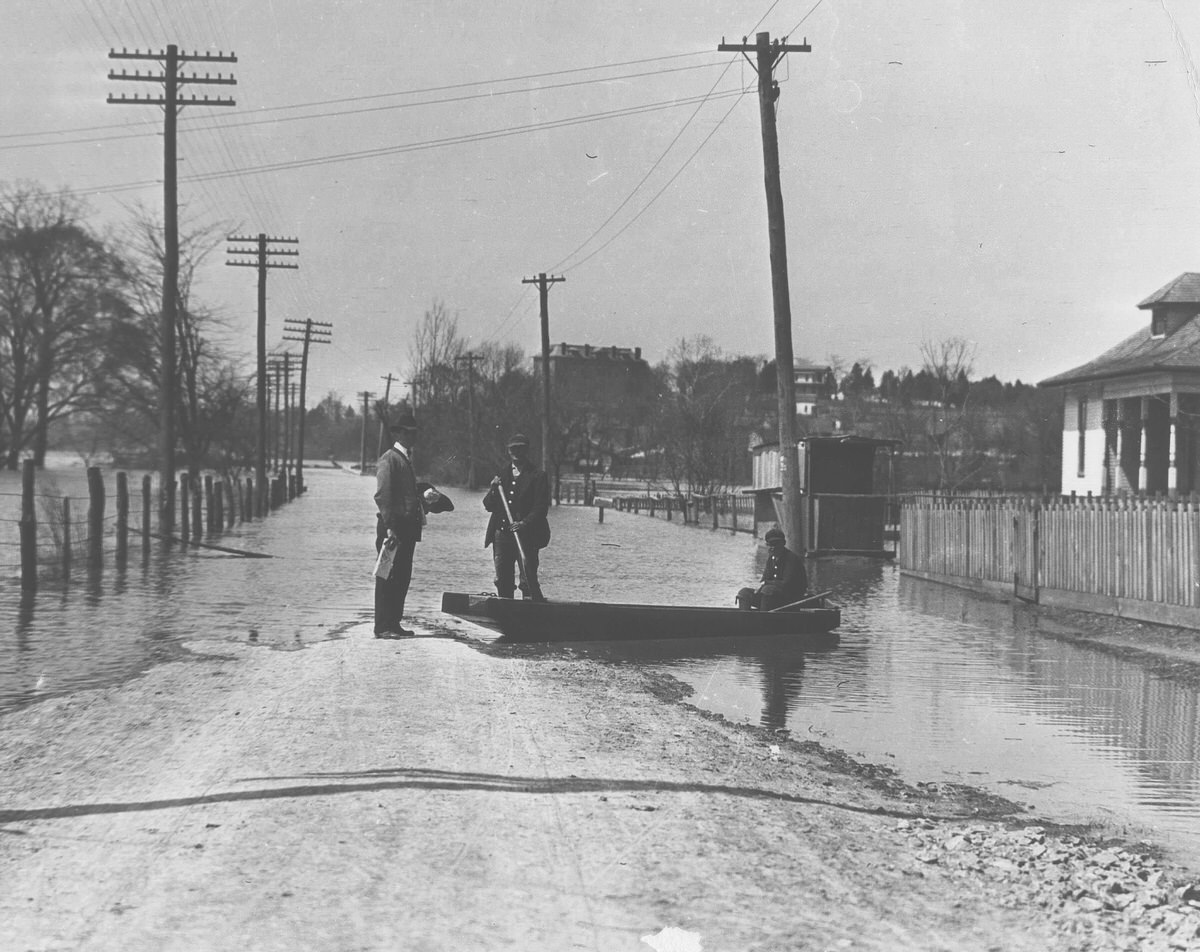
[1168,392,1179,497]
[1115,402,1126,492]
[1138,396,1149,491]
[1102,401,1116,495]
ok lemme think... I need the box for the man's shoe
[374,630,400,639]
[394,627,416,637]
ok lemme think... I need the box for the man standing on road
[483,433,551,601]
[374,409,424,638]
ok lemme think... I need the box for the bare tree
[0,182,131,468]
[918,336,984,491]
[654,336,759,497]
[104,205,248,477]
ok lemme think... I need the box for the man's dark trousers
[493,531,542,599]
[375,519,417,630]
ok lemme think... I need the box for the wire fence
[4,460,303,588]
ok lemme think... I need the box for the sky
[5,0,1200,405]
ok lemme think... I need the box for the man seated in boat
[736,527,808,611]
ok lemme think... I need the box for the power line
[0,51,722,144]
[71,87,748,197]
[549,0,786,275]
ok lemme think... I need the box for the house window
[1077,398,1087,478]
[1151,312,1166,337]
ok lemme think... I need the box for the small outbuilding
[750,435,901,557]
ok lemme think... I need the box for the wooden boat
[439,591,840,644]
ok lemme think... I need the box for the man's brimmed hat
[764,527,786,544]
[506,433,530,448]
[389,408,419,432]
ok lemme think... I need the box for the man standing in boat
[484,433,551,601]
[737,526,807,611]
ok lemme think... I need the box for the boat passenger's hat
[506,433,530,449]
[764,527,786,544]
[389,408,419,432]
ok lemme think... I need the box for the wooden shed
[750,435,900,557]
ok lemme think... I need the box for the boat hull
[440,592,841,644]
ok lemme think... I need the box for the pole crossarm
[228,235,299,243]
[107,49,237,108]
[109,48,237,62]
[718,35,810,75]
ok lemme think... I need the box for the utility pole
[717,30,810,551]
[358,391,375,474]
[281,353,293,478]
[455,353,484,489]
[283,318,331,494]
[108,45,236,535]
[227,234,299,514]
[521,272,565,474]
[377,373,396,458]
[268,358,284,472]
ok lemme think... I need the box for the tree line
[2,178,1062,494]
[0,181,250,477]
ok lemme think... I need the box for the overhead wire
[0,54,722,145]
[479,0,788,347]
[71,88,747,197]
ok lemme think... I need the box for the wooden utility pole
[108,45,236,534]
[227,234,299,514]
[521,272,565,473]
[268,358,284,471]
[377,373,396,458]
[455,353,484,489]
[282,354,293,476]
[283,318,332,494]
[717,30,810,550]
[358,391,375,474]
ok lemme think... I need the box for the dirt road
[3,615,1200,951]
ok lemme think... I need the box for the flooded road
[2,466,1199,867]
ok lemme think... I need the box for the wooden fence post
[61,496,72,576]
[142,475,152,551]
[116,471,129,564]
[191,478,202,539]
[179,474,190,543]
[731,495,738,534]
[204,475,215,535]
[87,466,105,569]
[214,481,225,532]
[19,458,37,590]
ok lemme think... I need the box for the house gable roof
[1039,315,1200,387]
[1040,272,1200,387]
[1137,272,1200,308]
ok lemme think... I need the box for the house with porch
[1039,272,1200,496]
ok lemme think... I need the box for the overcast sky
[5,1,1200,403]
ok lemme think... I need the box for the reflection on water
[4,470,1200,867]
[616,558,1200,866]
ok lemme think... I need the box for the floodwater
[2,466,1199,868]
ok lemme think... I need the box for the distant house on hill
[1039,272,1200,496]
[793,359,836,417]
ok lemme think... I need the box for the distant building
[793,359,835,416]
[535,342,655,472]
[1040,272,1200,496]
